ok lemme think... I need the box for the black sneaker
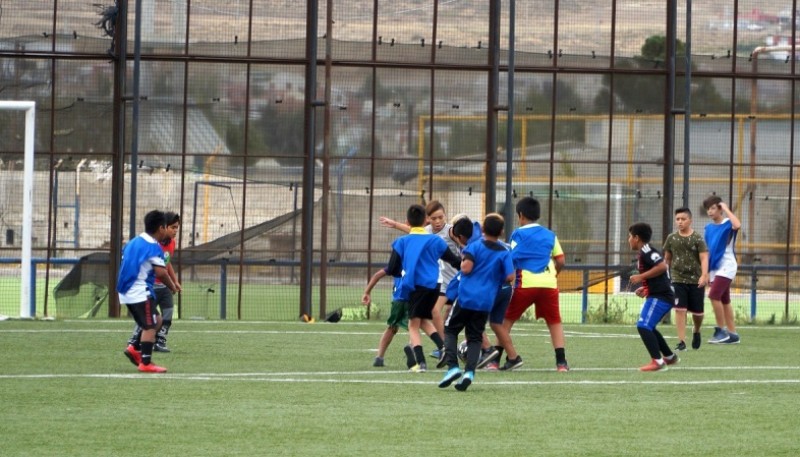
[154,343,171,353]
[499,356,523,371]
[674,341,687,352]
[476,347,500,369]
[691,331,702,350]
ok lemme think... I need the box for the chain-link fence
[1,1,798,323]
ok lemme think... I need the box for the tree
[256,103,306,166]
[594,35,726,114]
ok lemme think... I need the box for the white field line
[0,371,798,386]
[53,319,800,331]
[0,328,669,338]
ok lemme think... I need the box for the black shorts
[126,298,160,330]
[673,282,706,315]
[408,286,440,320]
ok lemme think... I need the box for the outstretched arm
[362,269,388,305]
[378,216,411,233]
[440,248,461,270]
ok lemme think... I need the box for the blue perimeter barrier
[0,258,795,321]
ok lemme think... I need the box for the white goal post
[1,101,36,318]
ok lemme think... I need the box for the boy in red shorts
[498,197,568,372]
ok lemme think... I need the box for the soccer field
[1,320,798,457]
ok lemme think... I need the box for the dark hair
[628,222,652,243]
[407,204,427,227]
[703,195,722,210]
[425,200,445,216]
[144,210,166,235]
[516,197,540,222]
[165,212,181,226]
[452,217,474,240]
[674,207,692,217]
[482,213,504,237]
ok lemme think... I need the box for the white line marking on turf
[0,328,635,338]
[0,373,797,386]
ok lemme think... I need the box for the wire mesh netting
[1,1,799,323]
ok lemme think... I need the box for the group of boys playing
[363,196,569,391]
[365,192,742,386]
[118,194,740,379]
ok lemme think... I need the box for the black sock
[637,327,662,360]
[157,321,171,345]
[429,332,444,351]
[653,329,673,357]
[555,347,567,365]
[403,345,415,368]
[495,345,504,362]
[413,345,426,365]
[140,342,154,365]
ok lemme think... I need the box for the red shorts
[504,287,561,324]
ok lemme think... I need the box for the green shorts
[386,299,409,330]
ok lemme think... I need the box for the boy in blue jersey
[702,196,742,344]
[439,214,515,391]
[362,268,442,368]
[380,201,463,358]
[628,222,679,372]
[118,210,178,373]
[384,204,461,372]
[444,215,511,371]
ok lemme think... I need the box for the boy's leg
[673,283,690,349]
[636,297,673,370]
[408,317,423,349]
[420,319,445,353]
[439,306,464,388]
[479,284,511,368]
[499,287,534,362]
[462,311,488,373]
[653,328,674,359]
[407,287,439,369]
[376,326,398,358]
[688,285,706,349]
[155,286,174,352]
[442,304,466,369]
[710,299,726,328]
[708,277,733,343]
[674,309,687,347]
[127,324,143,350]
[538,288,568,370]
[125,300,166,373]
[721,284,737,334]
[690,311,705,349]
[431,294,448,340]
[378,299,408,364]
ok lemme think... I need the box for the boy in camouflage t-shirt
[663,207,709,351]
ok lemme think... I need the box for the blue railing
[1,257,796,320]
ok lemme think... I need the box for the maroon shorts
[707,276,733,305]
[504,287,561,324]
